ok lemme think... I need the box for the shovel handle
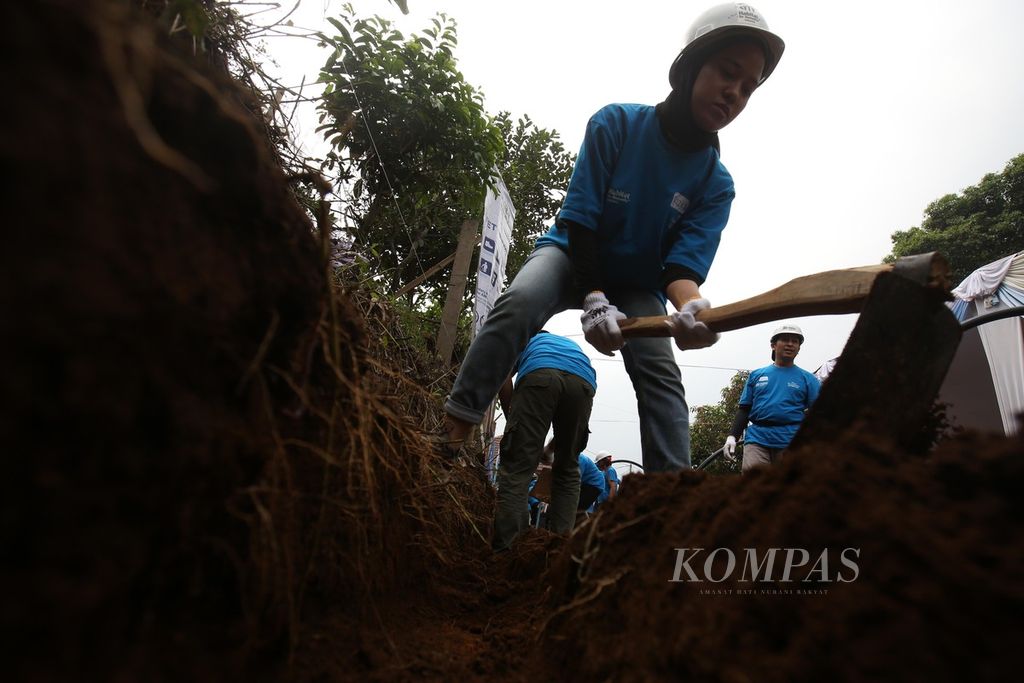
[621,253,951,337]
[621,265,893,337]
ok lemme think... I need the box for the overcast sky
[257,0,1024,466]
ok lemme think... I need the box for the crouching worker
[538,443,605,514]
[492,331,596,551]
[577,452,606,512]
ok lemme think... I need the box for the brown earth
[5,2,1022,682]
[542,429,1024,682]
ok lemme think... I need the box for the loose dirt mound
[540,429,1024,682]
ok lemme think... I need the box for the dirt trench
[5,2,1022,682]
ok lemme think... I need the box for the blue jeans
[445,246,692,471]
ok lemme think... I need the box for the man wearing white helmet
[440,4,785,473]
[594,451,619,507]
[723,324,821,471]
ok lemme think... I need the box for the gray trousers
[446,246,692,472]
[492,368,594,551]
[741,443,786,472]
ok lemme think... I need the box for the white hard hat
[669,3,785,89]
[770,323,803,360]
[594,451,613,463]
[770,324,804,344]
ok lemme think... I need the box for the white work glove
[668,298,720,351]
[723,435,737,456]
[581,292,626,356]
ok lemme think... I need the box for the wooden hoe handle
[619,253,951,338]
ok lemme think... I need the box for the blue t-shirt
[739,365,821,449]
[515,333,597,391]
[597,466,620,504]
[578,454,606,489]
[535,103,735,293]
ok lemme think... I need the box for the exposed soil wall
[4,2,490,680]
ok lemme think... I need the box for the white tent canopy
[940,251,1024,436]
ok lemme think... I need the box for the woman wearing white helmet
[441,4,785,473]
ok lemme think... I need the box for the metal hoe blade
[789,271,962,454]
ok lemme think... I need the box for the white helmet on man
[594,451,613,465]
[669,3,785,89]
[770,323,803,360]
[770,324,804,345]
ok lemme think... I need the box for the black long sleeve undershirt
[730,405,751,439]
[661,263,705,290]
[567,219,706,305]
[566,220,601,303]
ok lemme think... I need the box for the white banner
[473,177,515,335]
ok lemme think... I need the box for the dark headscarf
[656,35,769,154]
[656,86,719,153]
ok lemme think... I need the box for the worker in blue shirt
[492,332,597,551]
[594,451,620,507]
[724,324,821,471]
[438,3,786,474]
[577,453,606,512]
[527,474,543,527]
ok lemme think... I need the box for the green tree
[884,154,1024,284]
[494,113,575,277]
[316,8,575,310]
[317,8,504,299]
[689,371,748,475]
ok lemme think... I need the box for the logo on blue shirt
[607,188,630,204]
[671,193,690,214]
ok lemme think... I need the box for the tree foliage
[690,371,748,475]
[317,8,504,298]
[313,6,575,365]
[494,113,575,277]
[316,7,574,311]
[885,154,1024,284]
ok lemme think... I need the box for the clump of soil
[539,429,1024,682]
